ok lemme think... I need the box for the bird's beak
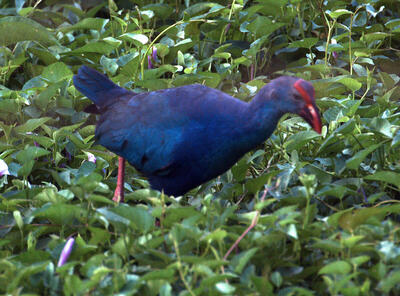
[301,103,322,134]
[293,79,322,134]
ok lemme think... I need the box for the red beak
[301,103,322,134]
[294,79,322,134]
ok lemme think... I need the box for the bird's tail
[73,66,129,108]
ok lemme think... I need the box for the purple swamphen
[73,66,322,198]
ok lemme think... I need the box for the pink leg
[113,157,125,203]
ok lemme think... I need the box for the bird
[73,66,321,198]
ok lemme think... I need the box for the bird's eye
[294,94,303,101]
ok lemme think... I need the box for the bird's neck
[241,90,284,148]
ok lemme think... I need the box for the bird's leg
[113,157,125,203]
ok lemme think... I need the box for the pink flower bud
[331,39,338,60]
[152,47,157,61]
[57,237,75,267]
[0,159,9,177]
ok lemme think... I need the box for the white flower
[0,159,9,177]
[87,152,96,163]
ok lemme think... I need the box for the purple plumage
[73,66,321,196]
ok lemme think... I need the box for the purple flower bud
[148,55,153,69]
[250,64,255,81]
[0,159,9,177]
[331,38,338,60]
[34,141,40,147]
[87,152,96,163]
[224,23,231,34]
[152,47,157,61]
[57,237,75,267]
[65,150,71,161]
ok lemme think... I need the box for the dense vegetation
[1,0,400,294]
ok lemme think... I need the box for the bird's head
[266,76,322,134]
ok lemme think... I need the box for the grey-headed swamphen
[73,66,321,200]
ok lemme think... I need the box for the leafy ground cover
[1,0,400,295]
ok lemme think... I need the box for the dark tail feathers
[73,66,130,108]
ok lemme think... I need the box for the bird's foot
[112,188,124,203]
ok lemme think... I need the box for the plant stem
[223,188,269,260]
[219,0,236,44]
[173,238,196,296]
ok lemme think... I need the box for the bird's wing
[95,84,247,176]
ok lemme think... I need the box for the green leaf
[212,52,231,59]
[392,131,400,148]
[143,4,174,19]
[0,16,58,46]
[252,276,274,294]
[100,56,118,75]
[378,271,400,293]
[68,41,117,55]
[0,98,19,115]
[288,38,319,48]
[231,158,250,181]
[33,204,86,225]
[270,271,283,287]
[365,171,400,189]
[76,161,96,179]
[346,143,382,170]
[361,32,390,43]
[42,62,73,83]
[283,130,320,152]
[336,119,355,134]
[141,269,175,281]
[368,118,393,138]
[14,117,52,134]
[102,37,122,47]
[17,160,35,177]
[98,205,154,233]
[8,262,50,292]
[35,80,66,110]
[164,207,198,227]
[231,247,258,273]
[58,17,109,32]
[378,241,400,261]
[385,18,400,29]
[172,72,221,88]
[337,77,362,91]
[203,229,227,243]
[184,2,215,16]
[246,16,284,38]
[350,255,370,266]
[215,282,236,294]
[13,210,23,230]
[327,9,352,19]
[339,207,385,232]
[16,146,50,163]
[245,172,277,194]
[119,33,149,46]
[319,260,352,275]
